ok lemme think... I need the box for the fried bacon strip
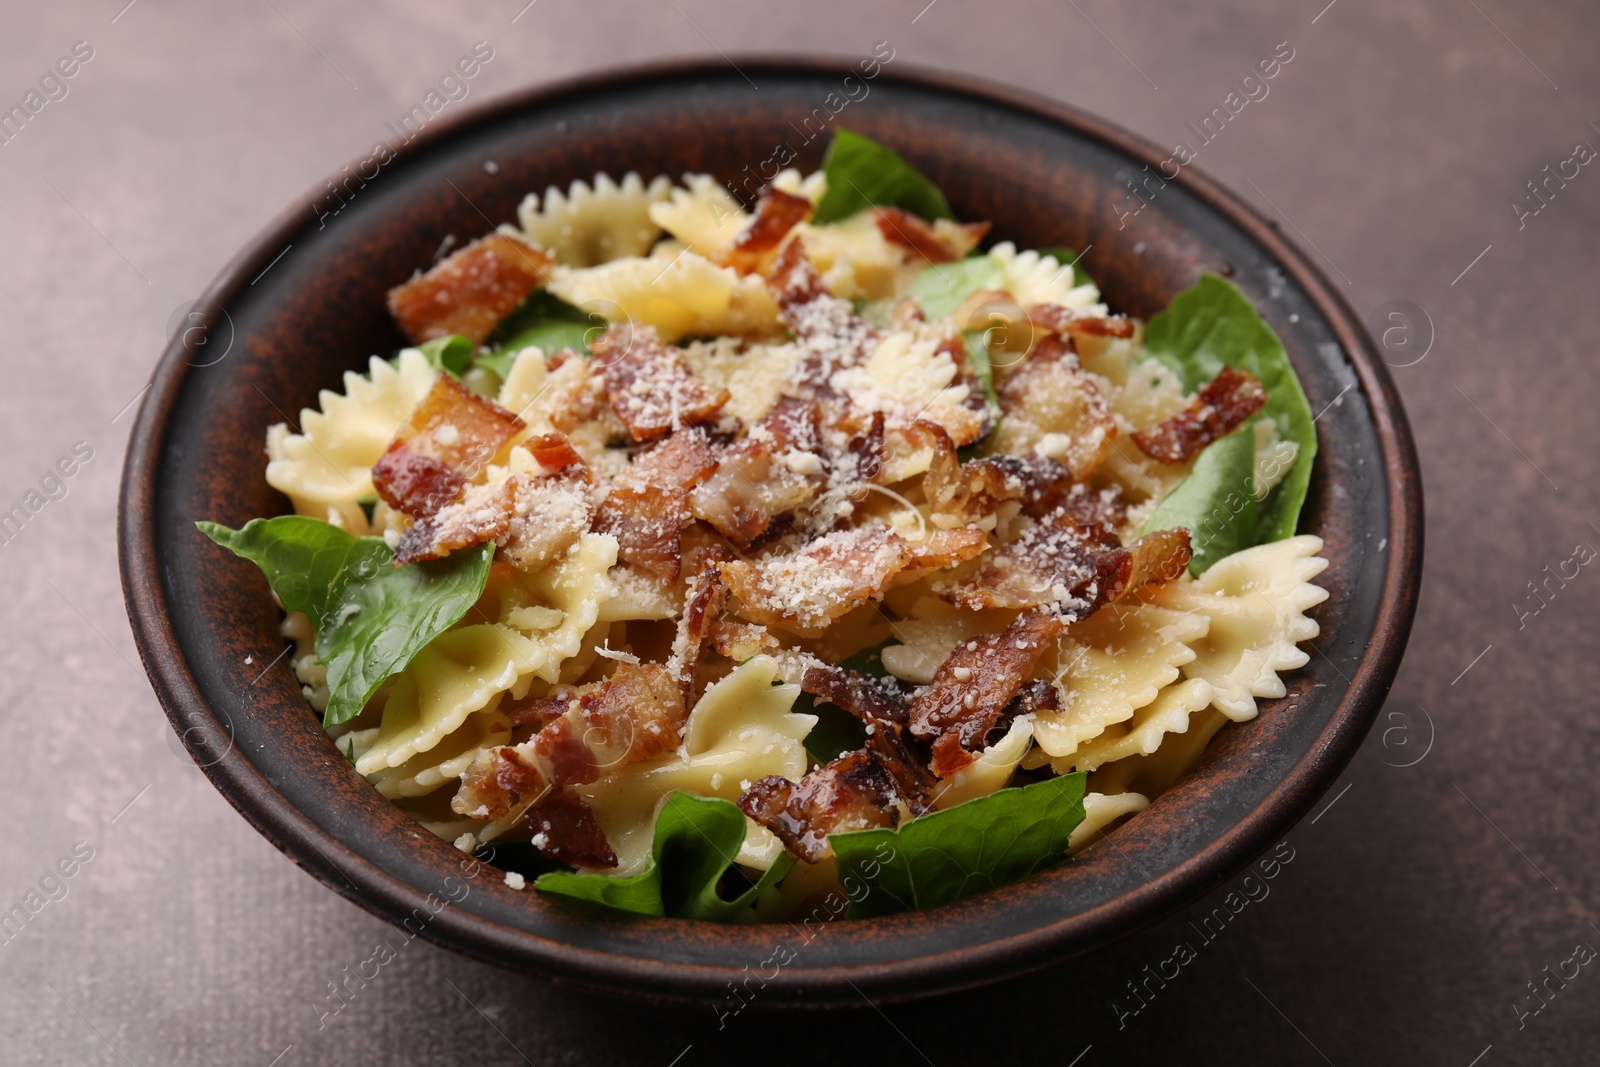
[910,420,1076,526]
[392,433,596,566]
[872,207,990,263]
[593,429,720,580]
[714,187,815,274]
[371,375,526,519]
[1026,302,1136,340]
[909,611,1064,777]
[996,334,1118,479]
[1131,365,1268,463]
[739,751,901,863]
[688,398,825,548]
[939,516,1190,619]
[720,526,989,636]
[794,660,935,811]
[387,232,554,345]
[591,324,731,441]
[525,792,617,869]
[668,545,735,700]
[770,239,878,393]
[453,662,687,867]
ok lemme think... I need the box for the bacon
[707,618,779,662]
[387,232,554,345]
[392,450,596,567]
[591,324,731,441]
[688,398,825,548]
[454,661,687,867]
[720,526,988,637]
[940,517,1190,618]
[1026,302,1136,340]
[872,207,990,263]
[372,375,525,518]
[498,686,578,731]
[526,792,617,869]
[800,660,910,725]
[594,429,722,580]
[996,335,1118,479]
[668,546,734,699]
[714,187,814,274]
[739,751,901,863]
[909,611,1064,777]
[1131,365,1268,463]
[770,240,877,393]
[910,420,1074,524]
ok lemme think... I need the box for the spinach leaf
[197,516,492,728]
[415,335,475,377]
[908,256,1005,323]
[962,328,1000,412]
[476,291,599,379]
[813,128,954,225]
[535,793,793,921]
[1142,424,1259,575]
[1142,273,1316,547]
[1037,246,1091,290]
[832,771,1088,919]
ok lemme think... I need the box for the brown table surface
[3,1,1596,1063]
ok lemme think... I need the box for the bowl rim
[118,54,1423,1007]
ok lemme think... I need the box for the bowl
[118,56,1422,1007]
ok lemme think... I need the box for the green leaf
[476,291,601,379]
[907,256,1005,323]
[197,517,493,727]
[962,328,1000,413]
[415,335,475,376]
[1141,273,1318,561]
[832,772,1089,919]
[813,128,954,225]
[803,704,868,765]
[1142,425,1260,575]
[535,793,793,921]
[1037,246,1091,290]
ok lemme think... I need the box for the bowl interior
[121,60,1417,1006]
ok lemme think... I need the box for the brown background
[1,0,1596,1064]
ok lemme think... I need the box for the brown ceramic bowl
[118,57,1421,1007]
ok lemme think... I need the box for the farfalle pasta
[201,129,1326,922]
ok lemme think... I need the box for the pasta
[209,133,1330,923]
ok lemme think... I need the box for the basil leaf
[1142,273,1316,547]
[1037,246,1091,290]
[477,291,600,379]
[813,128,953,225]
[196,517,493,728]
[1142,425,1260,575]
[832,772,1088,919]
[535,793,793,921]
[415,335,475,376]
[908,256,1005,323]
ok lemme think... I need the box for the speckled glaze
[118,58,1422,1008]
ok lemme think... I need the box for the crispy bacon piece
[527,792,617,869]
[739,751,901,863]
[454,662,687,867]
[909,611,1064,777]
[1131,365,1268,463]
[498,686,578,731]
[591,324,731,441]
[688,398,825,548]
[714,187,815,274]
[1056,484,1129,529]
[985,678,1060,750]
[910,420,1075,524]
[668,546,734,699]
[794,661,935,811]
[707,619,779,662]
[770,240,878,393]
[997,335,1118,479]
[372,375,526,519]
[872,207,990,263]
[940,516,1190,618]
[720,526,988,636]
[392,446,597,567]
[593,429,722,580]
[387,232,554,345]
[1026,302,1136,340]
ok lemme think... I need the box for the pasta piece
[931,715,1034,809]
[545,249,780,342]
[1145,535,1329,721]
[678,336,801,424]
[367,704,513,799]
[264,350,438,533]
[579,655,818,875]
[830,330,981,445]
[770,167,827,204]
[879,597,1015,685]
[1030,602,1210,761]
[988,242,1104,311]
[1054,676,1215,773]
[353,533,618,776]
[649,174,749,258]
[282,610,329,713]
[1087,707,1231,798]
[1066,791,1151,854]
[792,214,917,300]
[517,172,672,267]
